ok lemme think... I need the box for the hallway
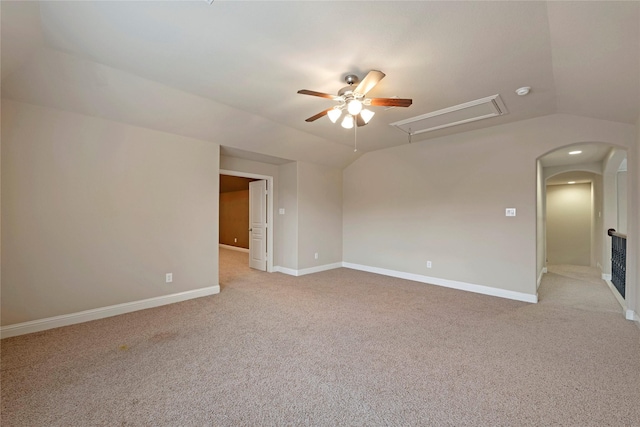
[538,264,623,315]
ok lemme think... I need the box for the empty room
[2,1,639,425]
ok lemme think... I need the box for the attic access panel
[390,94,508,135]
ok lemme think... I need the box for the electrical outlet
[234,238,237,243]
[166,273,173,283]
[427,261,432,268]
[314,252,319,260]
[505,208,516,217]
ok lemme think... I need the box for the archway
[536,142,628,312]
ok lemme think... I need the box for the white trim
[219,243,249,253]
[604,279,627,311]
[537,268,547,289]
[298,262,343,276]
[273,266,298,276]
[603,281,639,325]
[602,273,612,281]
[389,94,508,135]
[342,262,538,303]
[0,286,220,339]
[273,262,342,277]
[220,169,274,273]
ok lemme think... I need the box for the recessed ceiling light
[568,181,576,184]
[569,150,582,155]
[515,87,531,96]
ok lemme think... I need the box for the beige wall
[633,111,640,322]
[546,183,592,266]
[3,102,638,326]
[272,161,343,272]
[219,190,249,249]
[219,155,281,266]
[1,100,220,325]
[278,162,298,270]
[220,156,280,180]
[297,162,343,269]
[601,148,627,277]
[592,174,604,269]
[617,171,628,233]
[344,114,636,298]
[536,160,546,283]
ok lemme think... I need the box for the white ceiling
[546,171,598,186]
[2,1,638,169]
[539,142,615,168]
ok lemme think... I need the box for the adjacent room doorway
[219,170,274,272]
[546,180,593,267]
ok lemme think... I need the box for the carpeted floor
[2,249,639,426]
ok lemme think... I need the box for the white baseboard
[342,262,538,303]
[602,273,612,281]
[603,281,639,325]
[537,268,547,289]
[274,262,342,277]
[0,285,220,339]
[604,279,626,309]
[273,265,298,276]
[219,244,249,253]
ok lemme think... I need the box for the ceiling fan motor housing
[344,74,359,85]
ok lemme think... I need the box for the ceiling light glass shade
[341,114,354,129]
[327,108,342,123]
[347,99,363,115]
[360,108,375,124]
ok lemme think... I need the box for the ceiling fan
[297,70,412,129]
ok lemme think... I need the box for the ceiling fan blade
[354,70,385,95]
[369,98,413,107]
[297,89,336,99]
[305,108,332,122]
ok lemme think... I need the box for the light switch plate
[505,208,516,217]
[279,208,285,215]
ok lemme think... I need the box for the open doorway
[219,170,274,273]
[219,175,254,252]
[545,173,596,267]
[536,143,628,315]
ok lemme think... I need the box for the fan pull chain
[354,121,358,152]
[408,128,413,144]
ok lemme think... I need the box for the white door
[249,180,267,271]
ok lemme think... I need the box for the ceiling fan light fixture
[327,107,342,123]
[298,70,412,127]
[360,108,375,124]
[341,114,354,129]
[347,99,363,115]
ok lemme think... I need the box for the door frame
[220,169,274,273]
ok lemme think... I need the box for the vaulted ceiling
[2,1,638,168]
